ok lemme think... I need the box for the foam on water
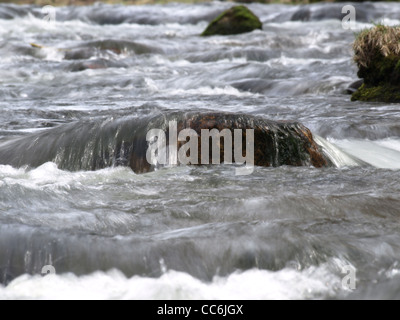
[168,86,258,98]
[0,163,144,195]
[332,138,400,169]
[314,135,362,168]
[0,263,343,300]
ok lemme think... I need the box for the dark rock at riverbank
[346,79,364,94]
[201,6,262,37]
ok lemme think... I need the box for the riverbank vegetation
[352,25,400,102]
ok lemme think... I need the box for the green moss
[357,53,400,85]
[351,83,400,102]
[201,6,262,37]
[354,25,400,84]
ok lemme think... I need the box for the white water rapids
[1,2,400,299]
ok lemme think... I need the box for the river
[1,1,400,299]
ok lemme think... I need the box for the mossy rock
[352,25,400,102]
[354,25,400,85]
[357,53,400,86]
[351,83,400,102]
[201,6,262,37]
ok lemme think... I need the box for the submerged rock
[31,40,157,61]
[201,6,262,37]
[346,79,364,95]
[291,7,311,22]
[0,112,331,173]
[352,25,400,102]
[68,59,128,72]
[290,3,372,23]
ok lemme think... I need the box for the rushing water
[1,1,400,299]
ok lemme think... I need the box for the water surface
[1,2,400,299]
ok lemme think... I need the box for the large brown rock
[0,112,331,173]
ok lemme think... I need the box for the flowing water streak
[313,135,363,168]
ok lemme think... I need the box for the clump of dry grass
[351,25,400,102]
[354,25,400,68]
